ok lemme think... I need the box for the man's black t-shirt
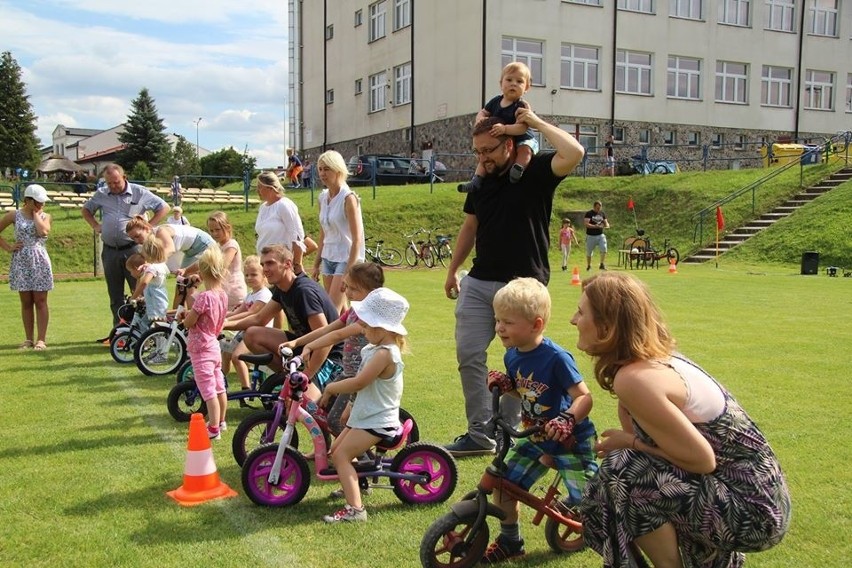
[270,274,342,361]
[463,152,564,285]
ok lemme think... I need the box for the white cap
[24,184,50,203]
[351,287,410,336]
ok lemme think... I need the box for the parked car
[347,154,430,186]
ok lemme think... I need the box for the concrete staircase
[684,167,852,263]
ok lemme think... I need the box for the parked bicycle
[626,229,679,269]
[431,231,453,268]
[364,235,403,267]
[404,228,435,268]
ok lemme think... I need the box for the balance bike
[231,348,420,466]
[241,362,457,508]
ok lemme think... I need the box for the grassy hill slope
[2,161,848,277]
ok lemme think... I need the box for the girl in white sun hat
[318,287,409,523]
[0,184,54,350]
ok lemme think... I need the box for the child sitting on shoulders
[458,61,537,193]
[179,247,230,440]
[222,255,274,406]
[129,235,171,325]
[317,287,409,524]
[481,277,598,563]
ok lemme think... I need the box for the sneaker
[482,536,526,564]
[599,263,607,270]
[562,265,567,271]
[586,265,591,271]
[219,421,227,431]
[323,505,367,523]
[207,426,221,440]
[146,353,168,365]
[457,176,482,193]
[509,163,525,184]
[444,433,495,457]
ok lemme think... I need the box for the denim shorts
[181,233,216,268]
[320,257,348,277]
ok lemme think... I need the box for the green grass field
[1,263,849,567]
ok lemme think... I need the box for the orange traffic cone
[570,266,581,286]
[668,260,678,274]
[167,413,237,506]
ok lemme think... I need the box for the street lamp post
[193,117,203,159]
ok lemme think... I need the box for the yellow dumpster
[762,143,804,167]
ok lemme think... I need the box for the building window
[577,124,599,154]
[325,89,334,105]
[560,44,599,90]
[765,0,794,31]
[567,0,602,5]
[369,71,387,112]
[804,69,834,110]
[667,56,701,100]
[687,131,701,145]
[325,25,334,40]
[662,130,676,145]
[808,0,838,37]
[501,37,544,86]
[616,50,653,95]
[613,126,625,142]
[369,1,387,42]
[711,133,724,147]
[715,61,748,104]
[402,128,412,142]
[719,0,750,26]
[394,62,412,106]
[846,73,852,112]
[354,9,363,27]
[638,128,651,144]
[670,0,702,19]
[354,79,363,95]
[618,0,654,13]
[734,134,746,149]
[761,65,792,107]
[393,0,411,30]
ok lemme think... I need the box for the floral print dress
[9,210,53,292]
[579,356,791,568]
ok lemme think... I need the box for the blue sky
[2,0,290,167]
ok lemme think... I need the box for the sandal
[34,341,47,351]
[19,340,34,350]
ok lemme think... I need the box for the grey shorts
[585,234,608,255]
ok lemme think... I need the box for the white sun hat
[351,287,410,336]
[23,184,50,203]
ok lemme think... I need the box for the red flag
[627,198,634,211]
[716,206,725,231]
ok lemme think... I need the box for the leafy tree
[171,135,200,177]
[129,161,152,182]
[0,51,41,174]
[117,88,168,174]
[199,146,255,187]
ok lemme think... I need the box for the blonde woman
[311,150,365,313]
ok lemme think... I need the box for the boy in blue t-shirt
[482,277,598,564]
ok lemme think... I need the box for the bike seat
[375,419,413,452]
[238,352,274,366]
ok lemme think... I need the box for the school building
[288,0,851,174]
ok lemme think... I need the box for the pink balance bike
[240,354,458,508]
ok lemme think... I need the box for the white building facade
[290,0,851,174]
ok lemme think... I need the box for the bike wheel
[423,246,436,268]
[544,501,585,553]
[109,330,135,364]
[437,244,452,268]
[404,245,419,267]
[379,247,403,267]
[666,247,680,265]
[420,510,489,568]
[134,327,186,376]
[391,442,457,504]
[167,380,207,422]
[399,407,420,444]
[241,443,310,507]
[231,409,300,466]
[175,360,194,384]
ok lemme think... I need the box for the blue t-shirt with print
[503,336,595,454]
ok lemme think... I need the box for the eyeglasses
[472,138,507,157]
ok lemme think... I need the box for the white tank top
[318,184,365,263]
[159,224,197,252]
[669,356,725,423]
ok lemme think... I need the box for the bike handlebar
[489,386,542,440]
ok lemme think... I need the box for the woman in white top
[125,215,215,276]
[254,171,311,273]
[310,150,365,313]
